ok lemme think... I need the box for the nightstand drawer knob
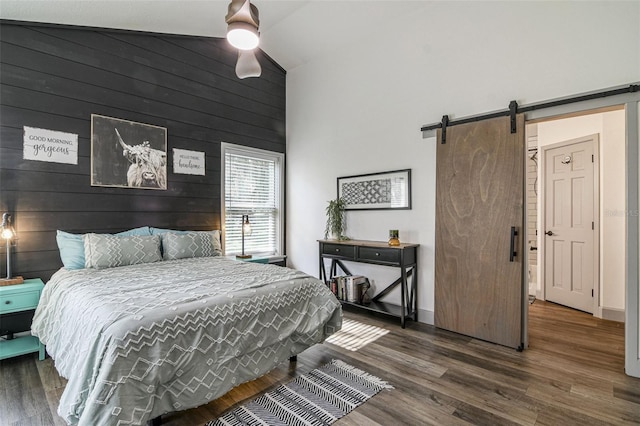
[375,252,380,256]
[4,301,10,305]
[335,248,340,252]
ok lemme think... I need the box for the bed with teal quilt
[32,252,342,425]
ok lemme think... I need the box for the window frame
[221,142,285,257]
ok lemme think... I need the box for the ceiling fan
[225,0,261,79]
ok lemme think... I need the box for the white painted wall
[535,110,626,312]
[286,1,640,325]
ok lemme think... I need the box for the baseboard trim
[417,308,434,325]
[601,307,625,323]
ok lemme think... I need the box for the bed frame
[146,356,298,425]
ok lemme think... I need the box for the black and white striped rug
[206,359,393,426]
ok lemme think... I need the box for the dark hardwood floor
[1,300,638,425]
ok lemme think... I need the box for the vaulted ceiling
[0,1,430,71]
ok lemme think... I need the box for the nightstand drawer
[358,247,400,265]
[322,243,356,259]
[0,290,41,314]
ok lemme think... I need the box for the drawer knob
[335,248,340,252]
[375,252,380,256]
[4,300,10,304]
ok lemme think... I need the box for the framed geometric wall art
[337,169,411,210]
[91,114,167,190]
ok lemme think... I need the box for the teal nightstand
[0,278,45,361]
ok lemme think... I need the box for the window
[222,143,284,256]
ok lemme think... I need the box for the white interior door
[544,135,598,313]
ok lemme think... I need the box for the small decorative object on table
[388,229,400,246]
[1,213,23,286]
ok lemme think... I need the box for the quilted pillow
[161,231,222,260]
[83,233,162,269]
[56,227,153,270]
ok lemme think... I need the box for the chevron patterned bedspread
[32,256,342,425]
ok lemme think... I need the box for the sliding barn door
[435,115,525,349]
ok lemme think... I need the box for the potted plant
[324,198,348,240]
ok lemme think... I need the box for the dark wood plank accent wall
[0,21,286,282]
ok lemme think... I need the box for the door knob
[545,231,553,236]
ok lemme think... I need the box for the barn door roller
[509,100,518,134]
[440,115,449,144]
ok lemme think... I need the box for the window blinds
[224,152,278,255]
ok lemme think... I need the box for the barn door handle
[509,226,518,262]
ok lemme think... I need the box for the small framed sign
[23,126,78,165]
[173,148,205,175]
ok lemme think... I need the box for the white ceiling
[0,0,430,71]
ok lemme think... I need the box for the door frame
[522,90,639,377]
[539,135,600,315]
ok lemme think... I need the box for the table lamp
[1,213,23,285]
[236,214,252,259]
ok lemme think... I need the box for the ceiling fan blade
[236,49,261,79]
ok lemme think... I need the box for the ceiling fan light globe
[227,23,259,50]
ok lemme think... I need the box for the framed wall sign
[23,126,78,165]
[173,148,205,175]
[337,169,411,210]
[91,114,167,190]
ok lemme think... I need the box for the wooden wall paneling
[1,82,283,148]
[6,26,285,115]
[110,32,286,91]
[1,65,284,143]
[0,191,219,214]
[1,169,219,200]
[0,22,286,282]
[0,40,283,125]
[1,88,283,154]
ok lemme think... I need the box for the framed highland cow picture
[91,114,167,190]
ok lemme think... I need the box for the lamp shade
[1,228,13,240]
[237,214,253,259]
[0,212,22,284]
[1,213,14,240]
[225,0,260,50]
[235,49,262,79]
[242,215,252,235]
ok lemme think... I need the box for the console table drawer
[322,243,356,259]
[358,247,400,264]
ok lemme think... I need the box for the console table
[318,239,419,328]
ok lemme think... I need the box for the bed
[31,229,342,426]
